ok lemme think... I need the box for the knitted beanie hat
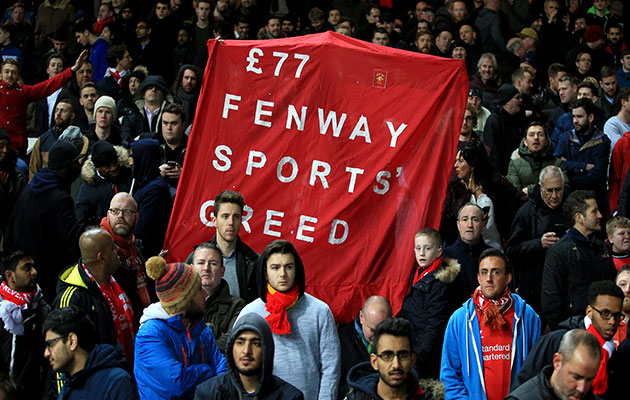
[146,256,200,315]
[93,95,116,119]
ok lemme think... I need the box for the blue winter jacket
[134,303,228,399]
[58,344,138,400]
[440,293,540,400]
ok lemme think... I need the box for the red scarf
[101,217,151,308]
[587,319,614,395]
[0,281,34,306]
[265,283,299,335]
[412,258,441,286]
[472,286,513,329]
[82,265,136,365]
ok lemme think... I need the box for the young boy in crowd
[607,216,630,270]
[397,228,461,378]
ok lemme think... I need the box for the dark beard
[237,366,261,377]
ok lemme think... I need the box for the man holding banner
[164,31,468,323]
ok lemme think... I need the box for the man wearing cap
[29,99,76,181]
[517,28,538,55]
[468,86,491,133]
[483,84,525,175]
[89,95,123,146]
[135,256,227,399]
[76,140,132,225]
[120,75,173,144]
[194,313,304,399]
[10,139,85,303]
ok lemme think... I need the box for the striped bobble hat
[145,256,200,315]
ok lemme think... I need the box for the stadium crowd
[0,0,629,399]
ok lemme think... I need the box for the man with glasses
[101,192,151,321]
[344,318,433,399]
[441,249,540,400]
[515,280,624,396]
[507,166,567,317]
[77,141,132,225]
[43,306,138,399]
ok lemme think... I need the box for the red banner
[165,32,468,322]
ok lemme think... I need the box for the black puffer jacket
[398,258,461,379]
[541,229,617,330]
[202,279,245,352]
[75,145,132,225]
[337,315,370,397]
[506,186,566,315]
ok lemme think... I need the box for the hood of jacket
[139,302,170,324]
[517,139,556,163]
[80,145,131,185]
[225,313,275,395]
[29,167,69,196]
[347,361,421,399]
[434,258,461,284]
[130,138,161,189]
[558,315,585,330]
[64,344,126,386]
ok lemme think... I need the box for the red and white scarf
[0,281,34,307]
[586,316,615,395]
[82,265,136,364]
[412,258,441,286]
[265,283,299,335]
[472,286,513,329]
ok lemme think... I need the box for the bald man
[54,228,137,367]
[337,296,392,396]
[101,192,152,319]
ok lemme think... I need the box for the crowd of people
[0,0,629,399]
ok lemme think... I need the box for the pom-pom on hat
[146,256,200,315]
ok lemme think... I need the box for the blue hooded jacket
[58,344,138,400]
[134,303,228,399]
[440,293,540,400]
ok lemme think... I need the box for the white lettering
[241,205,253,233]
[222,94,241,119]
[254,100,274,127]
[296,215,317,243]
[212,145,232,171]
[272,51,289,76]
[264,210,284,237]
[293,53,310,78]
[199,200,215,227]
[386,121,408,148]
[246,150,267,175]
[245,48,263,74]
[309,160,331,189]
[286,105,307,131]
[373,171,391,195]
[318,109,347,137]
[328,219,349,244]
[349,115,372,143]
[345,167,365,193]
[277,157,298,183]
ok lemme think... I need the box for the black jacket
[203,279,246,353]
[507,365,600,400]
[9,168,84,303]
[541,229,617,330]
[337,315,370,397]
[76,146,132,226]
[53,262,117,347]
[194,313,303,400]
[344,362,432,400]
[398,258,461,379]
[0,286,51,399]
[483,108,526,176]
[515,316,584,386]
[442,236,490,299]
[188,235,259,303]
[506,186,566,315]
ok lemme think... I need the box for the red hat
[584,25,604,43]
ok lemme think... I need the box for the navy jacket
[58,344,138,400]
